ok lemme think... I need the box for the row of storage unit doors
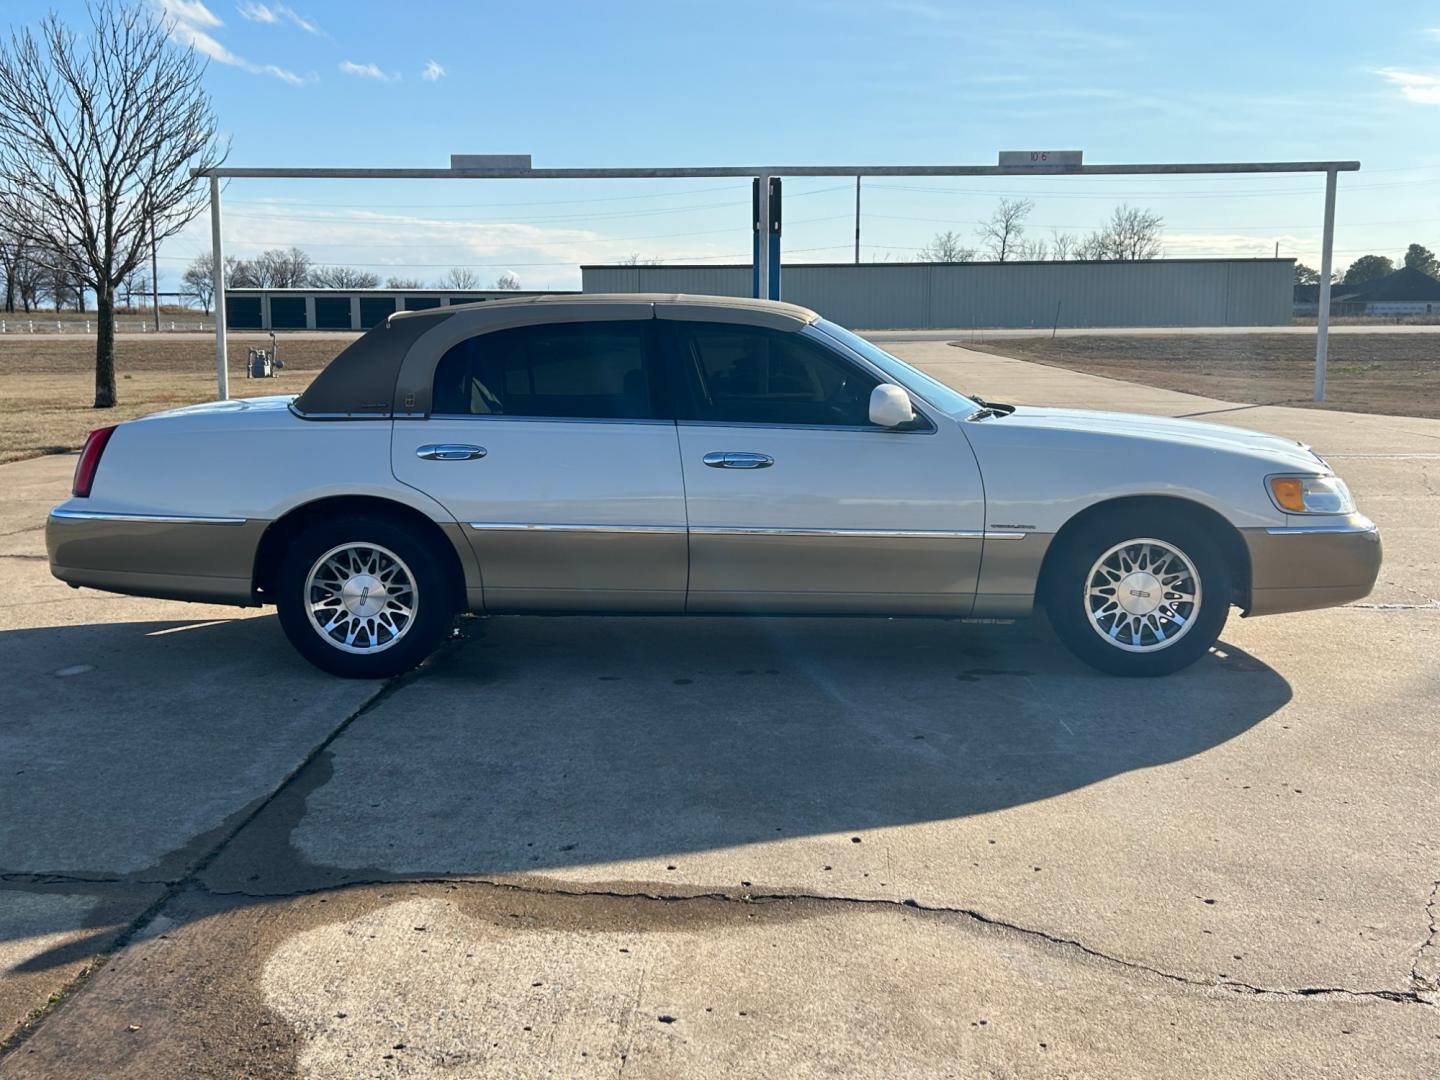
[224,295,444,331]
[222,292,571,331]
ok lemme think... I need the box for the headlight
[1267,474,1355,515]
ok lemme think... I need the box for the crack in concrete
[195,875,1438,1009]
[1412,880,1439,995]
[7,626,1434,1062]
[0,653,437,1059]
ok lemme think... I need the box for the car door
[391,318,687,611]
[662,317,986,614]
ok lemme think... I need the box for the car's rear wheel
[276,514,455,678]
[1045,513,1232,676]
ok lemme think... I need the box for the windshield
[812,320,979,417]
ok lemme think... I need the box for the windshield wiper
[966,394,1013,421]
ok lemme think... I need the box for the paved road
[1,345,1436,1077]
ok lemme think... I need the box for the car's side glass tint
[674,324,880,426]
[432,321,656,420]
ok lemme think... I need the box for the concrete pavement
[1,343,1436,1077]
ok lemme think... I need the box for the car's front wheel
[275,514,456,678]
[1045,514,1232,676]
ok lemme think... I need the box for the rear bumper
[47,507,266,606]
[1241,516,1382,616]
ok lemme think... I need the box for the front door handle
[703,451,774,469]
[416,443,487,461]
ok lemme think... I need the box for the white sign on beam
[998,150,1083,170]
[450,154,532,171]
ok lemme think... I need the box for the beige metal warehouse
[581,258,1295,330]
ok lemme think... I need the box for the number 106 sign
[998,150,1083,169]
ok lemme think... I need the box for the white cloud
[161,0,222,28]
[236,3,322,35]
[340,60,400,82]
[1377,67,1440,105]
[421,59,445,82]
[159,0,311,84]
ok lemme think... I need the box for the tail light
[72,426,116,498]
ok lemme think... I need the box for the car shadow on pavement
[1,611,1292,974]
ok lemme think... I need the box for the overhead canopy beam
[195,161,1359,180]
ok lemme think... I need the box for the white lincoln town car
[47,294,1380,678]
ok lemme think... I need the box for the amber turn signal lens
[1268,477,1308,512]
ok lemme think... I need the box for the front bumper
[1241,515,1382,616]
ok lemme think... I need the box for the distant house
[1294,266,1440,316]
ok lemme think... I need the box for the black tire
[1044,511,1232,677]
[275,514,456,678]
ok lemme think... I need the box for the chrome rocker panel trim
[50,508,248,526]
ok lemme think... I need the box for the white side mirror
[869,383,915,428]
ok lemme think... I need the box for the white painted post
[1315,168,1337,402]
[211,176,229,401]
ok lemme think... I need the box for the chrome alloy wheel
[304,542,418,654]
[1084,537,1201,653]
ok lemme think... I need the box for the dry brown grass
[964,333,1440,419]
[0,336,347,464]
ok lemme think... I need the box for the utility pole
[854,176,861,264]
[150,218,160,333]
[1274,240,1279,258]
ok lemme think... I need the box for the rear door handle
[416,443,487,461]
[703,451,774,469]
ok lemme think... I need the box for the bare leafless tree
[0,231,19,311]
[253,247,311,288]
[9,245,46,312]
[494,271,521,290]
[917,230,976,263]
[1014,237,1049,261]
[182,252,215,312]
[385,275,426,289]
[977,198,1034,262]
[1050,230,1077,261]
[1085,204,1164,261]
[0,4,225,406]
[616,253,663,267]
[439,266,481,289]
[310,265,380,289]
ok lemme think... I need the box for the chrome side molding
[49,509,247,526]
[1263,518,1378,535]
[468,522,685,535]
[690,526,1026,540]
[464,521,1026,540]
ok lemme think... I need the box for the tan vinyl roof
[389,292,819,326]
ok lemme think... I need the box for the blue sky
[8,0,1440,291]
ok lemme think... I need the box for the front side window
[673,323,879,426]
[431,321,657,420]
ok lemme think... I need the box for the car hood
[995,405,1327,470]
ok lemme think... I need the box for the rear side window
[673,323,879,426]
[431,321,658,420]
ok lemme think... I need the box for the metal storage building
[581,259,1294,329]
